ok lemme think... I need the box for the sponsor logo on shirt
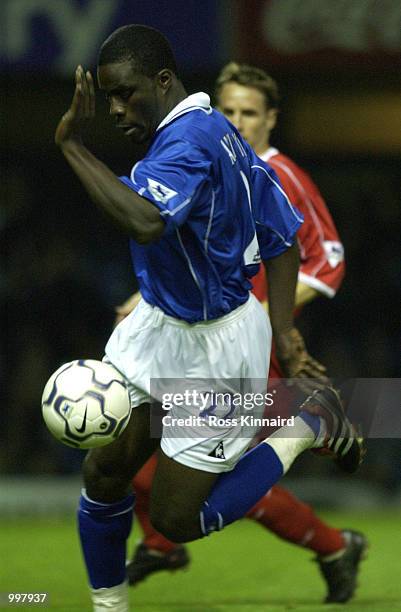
[147,178,178,204]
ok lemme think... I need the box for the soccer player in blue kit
[55,25,362,611]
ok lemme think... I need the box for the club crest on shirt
[323,241,344,268]
[146,178,178,204]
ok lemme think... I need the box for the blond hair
[215,62,279,109]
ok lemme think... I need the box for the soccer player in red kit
[119,63,366,604]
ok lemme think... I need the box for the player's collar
[258,147,279,162]
[157,92,212,131]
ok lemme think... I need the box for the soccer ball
[42,359,131,449]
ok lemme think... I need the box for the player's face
[97,61,165,145]
[218,83,277,155]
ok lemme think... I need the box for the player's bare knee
[151,516,189,542]
[150,506,197,542]
[82,451,132,502]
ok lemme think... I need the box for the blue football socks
[201,442,283,535]
[78,491,135,589]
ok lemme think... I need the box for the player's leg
[250,381,347,559]
[150,386,361,544]
[150,449,219,541]
[248,370,356,573]
[78,403,159,610]
[79,297,175,610]
[147,409,312,539]
[132,454,174,551]
[247,485,345,555]
[127,454,190,585]
[203,388,365,538]
[149,405,318,543]
[247,486,367,603]
[82,402,158,502]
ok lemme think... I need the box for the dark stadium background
[1,0,400,508]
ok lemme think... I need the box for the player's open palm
[55,65,95,147]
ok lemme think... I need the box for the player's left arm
[294,197,344,307]
[55,66,164,244]
[295,213,345,307]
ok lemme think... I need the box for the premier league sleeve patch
[121,138,212,234]
[146,178,178,204]
[323,241,345,268]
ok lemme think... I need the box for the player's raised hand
[55,65,96,147]
[275,327,330,394]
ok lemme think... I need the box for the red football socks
[246,485,345,556]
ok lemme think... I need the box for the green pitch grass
[0,511,399,611]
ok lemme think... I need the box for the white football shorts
[105,293,271,473]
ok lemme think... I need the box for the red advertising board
[236,0,401,70]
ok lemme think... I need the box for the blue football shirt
[120,93,303,323]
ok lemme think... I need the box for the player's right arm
[55,66,165,245]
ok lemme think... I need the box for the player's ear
[156,69,173,94]
[266,108,278,131]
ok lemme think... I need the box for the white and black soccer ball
[41,359,131,449]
